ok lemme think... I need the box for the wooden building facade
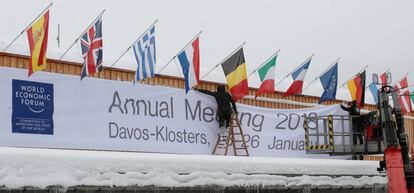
[1,52,413,160]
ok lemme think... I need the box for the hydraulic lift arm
[378,86,413,193]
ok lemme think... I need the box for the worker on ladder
[195,85,238,141]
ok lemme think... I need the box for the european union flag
[319,63,338,103]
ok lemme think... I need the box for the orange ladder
[212,113,249,156]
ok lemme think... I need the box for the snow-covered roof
[0,147,386,189]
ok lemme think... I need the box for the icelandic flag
[319,63,338,103]
[132,26,156,81]
[283,57,312,97]
[368,82,379,104]
[177,37,200,93]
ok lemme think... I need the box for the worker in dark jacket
[341,100,363,144]
[195,85,238,140]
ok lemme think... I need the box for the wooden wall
[1,52,413,160]
[0,52,380,110]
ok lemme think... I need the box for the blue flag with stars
[319,63,338,103]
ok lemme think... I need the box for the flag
[399,90,412,114]
[394,76,408,91]
[255,55,277,98]
[394,77,412,113]
[380,71,388,85]
[221,48,248,101]
[27,10,50,76]
[177,37,200,93]
[368,82,379,104]
[319,63,338,103]
[283,57,312,97]
[80,17,103,79]
[346,70,366,107]
[133,26,156,81]
[410,92,414,109]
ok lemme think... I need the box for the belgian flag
[221,48,248,101]
[347,70,366,107]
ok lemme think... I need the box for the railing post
[341,115,346,152]
[304,115,309,150]
[328,115,334,150]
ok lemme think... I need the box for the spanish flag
[27,10,50,76]
[221,48,248,101]
[347,70,366,107]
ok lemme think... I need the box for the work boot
[225,128,233,145]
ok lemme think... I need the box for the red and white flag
[380,71,388,85]
[394,77,412,113]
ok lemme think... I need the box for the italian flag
[255,55,277,98]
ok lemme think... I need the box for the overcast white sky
[1,0,413,103]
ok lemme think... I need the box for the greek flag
[132,26,156,81]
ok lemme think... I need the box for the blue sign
[12,79,54,135]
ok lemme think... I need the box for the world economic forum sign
[12,79,54,135]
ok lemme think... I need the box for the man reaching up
[195,85,238,141]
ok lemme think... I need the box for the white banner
[0,67,347,157]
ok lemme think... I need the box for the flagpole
[110,19,159,68]
[396,84,414,92]
[274,75,290,88]
[302,57,340,91]
[338,64,369,89]
[394,72,409,85]
[275,53,315,87]
[173,59,184,77]
[247,49,281,78]
[398,84,414,93]
[59,9,106,60]
[3,3,53,52]
[157,30,203,74]
[200,42,246,80]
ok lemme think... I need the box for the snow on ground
[0,147,386,189]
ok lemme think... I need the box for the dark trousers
[353,134,364,144]
[218,110,232,128]
[352,117,364,144]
